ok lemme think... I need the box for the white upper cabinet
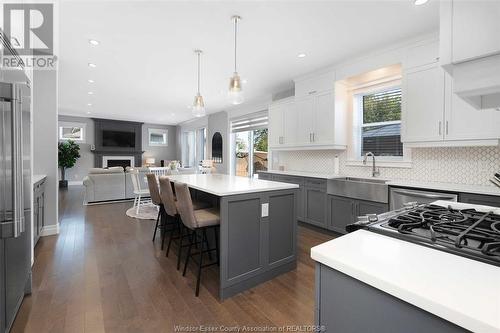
[295,71,336,98]
[402,64,445,144]
[451,1,500,64]
[268,71,347,150]
[294,96,314,145]
[268,99,287,146]
[402,64,500,147]
[313,91,337,145]
[444,72,500,141]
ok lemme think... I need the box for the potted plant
[58,140,81,188]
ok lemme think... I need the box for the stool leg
[166,215,178,258]
[202,228,212,261]
[195,229,203,297]
[214,226,220,266]
[152,210,160,241]
[160,209,166,250]
[176,224,184,270]
[183,230,195,276]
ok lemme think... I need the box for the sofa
[83,167,149,204]
[83,166,197,204]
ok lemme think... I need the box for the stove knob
[367,214,378,222]
[404,202,418,208]
[357,215,369,223]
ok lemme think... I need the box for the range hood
[451,54,500,111]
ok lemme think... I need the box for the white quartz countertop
[260,170,500,197]
[259,170,342,179]
[311,208,500,332]
[387,179,500,197]
[167,174,299,196]
[32,174,47,185]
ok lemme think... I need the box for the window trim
[349,81,411,165]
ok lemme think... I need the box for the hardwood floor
[11,186,335,333]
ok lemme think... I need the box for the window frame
[58,121,86,143]
[148,128,168,147]
[348,80,411,167]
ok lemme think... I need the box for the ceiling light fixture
[86,111,91,114]
[87,103,92,106]
[88,91,94,95]
[88,63,96,68]
[297,53,306,58]
[414,0,429,5]
[228,15,244,105]
[89,39,100,46]
[88,79,94,83]
[192,49,206,118]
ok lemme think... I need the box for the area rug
[126,203,159,220]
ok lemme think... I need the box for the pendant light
[228,15,244,105]
[192,49,206,117]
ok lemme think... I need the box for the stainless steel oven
[389,187,458,210]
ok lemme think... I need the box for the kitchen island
[168,174,299,300]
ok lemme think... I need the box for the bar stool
[146,173,166,250]
[174,182,220,297]
[158,177,211,270]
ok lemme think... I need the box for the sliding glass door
[233,128,268,178]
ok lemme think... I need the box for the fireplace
[92,119,144,167]
[103,156,135,168]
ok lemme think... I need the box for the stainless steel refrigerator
[0,82,32,333]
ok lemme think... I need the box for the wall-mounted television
[102,130,135,148]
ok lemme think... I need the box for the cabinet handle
[445,121,449,135]
[438,121,442,136]
[309,133,312,142]
[313,133,315,142]
[351,202,355,216]
[308,90,317,95]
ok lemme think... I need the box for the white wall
[33,69,59,235]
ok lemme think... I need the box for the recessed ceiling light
[89,39,100,46]
[297,53,306,58]
[88,63,96,68]
[86,111,91,114]
[242,79,248,84]
[88,91,94,95]
[88,79,94,83]
[414,0,429,5]
[87,103,92,106]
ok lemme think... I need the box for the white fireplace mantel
[102,156,135,168]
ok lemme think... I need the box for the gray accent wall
[33,69,58,233]
[57,115,178,181]
[142,123,177,166]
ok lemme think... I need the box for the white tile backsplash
[273,146,500,186]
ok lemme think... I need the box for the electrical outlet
[261,203,269,217]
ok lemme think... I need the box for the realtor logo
[3,3,53,55]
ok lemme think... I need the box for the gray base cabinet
[458,192,500,207]
[33,178,46,246]
[315,263,467,333]
[327,195,388,234]
[304,183,327,227]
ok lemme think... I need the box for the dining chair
[146,173,167,250]
[149,167,169,177]
[174,182,220,297]
[130,169,150,214]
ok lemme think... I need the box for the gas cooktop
[349,203,500,267]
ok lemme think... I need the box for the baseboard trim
[40,224,59,236]
[68,181,83,186]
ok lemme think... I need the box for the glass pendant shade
[228,72,244,105]
[192,93,205,117]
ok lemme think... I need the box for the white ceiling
[58,0,439,125]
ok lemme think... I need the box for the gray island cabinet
[168,174,298,300]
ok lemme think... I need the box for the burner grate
[386,204,500,259]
